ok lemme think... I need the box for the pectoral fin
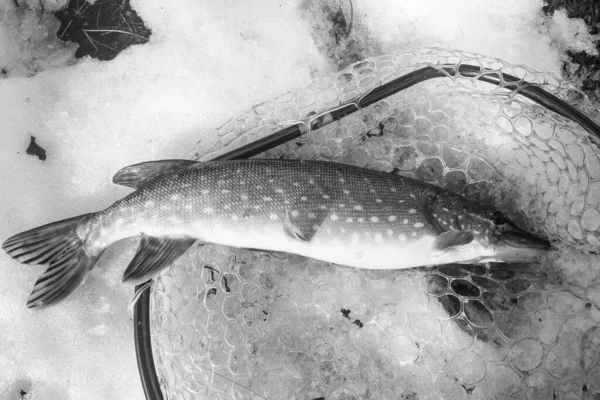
[122,236,196,283]
[434,230,474,251]
[283,208,330,242]
[282,191,331,242]
[113,160,200,189]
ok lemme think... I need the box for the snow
[0,0,597,399]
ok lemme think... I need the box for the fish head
[483,210,551,263]
[428,194,551,264]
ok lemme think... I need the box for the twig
[59,20,73,39]
[345,0,353,38]
[197,364,269,400]
[82,28,149,42]
[81,30,98,55]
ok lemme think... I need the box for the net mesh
[149,48,600,399]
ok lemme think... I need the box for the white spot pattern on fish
[0,157,554,311]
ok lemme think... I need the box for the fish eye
[491,211,505,225]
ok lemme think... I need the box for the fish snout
[493,221,551,262]
[498,220,550,249]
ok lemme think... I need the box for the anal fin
[122,236,196,283]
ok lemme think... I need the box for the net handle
[133,63,600,400]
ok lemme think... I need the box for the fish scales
[2,159,550,308]
[87,160,441,267]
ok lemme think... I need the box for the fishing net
[147,48,600,399]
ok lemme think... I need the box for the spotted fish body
[92,160,490,268]
[3,159,550,308]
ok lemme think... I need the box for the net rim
[132,48,600,400]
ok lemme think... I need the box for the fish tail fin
[2,213,100,308]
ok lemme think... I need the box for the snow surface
[0,0,597,399]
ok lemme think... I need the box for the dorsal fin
[113,160,200,189]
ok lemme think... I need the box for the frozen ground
[0,0,598,399]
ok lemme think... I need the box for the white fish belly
[178,222,441,270]
[93,218,493,270]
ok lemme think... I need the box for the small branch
[81,30,98,55]
[58,20,73,39]
[82,28,149,42]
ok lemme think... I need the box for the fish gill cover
[149,49,600,399]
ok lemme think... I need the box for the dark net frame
[133,49,600,399]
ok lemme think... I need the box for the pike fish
[3,159,550,308]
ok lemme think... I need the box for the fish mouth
[494,221,551,262]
